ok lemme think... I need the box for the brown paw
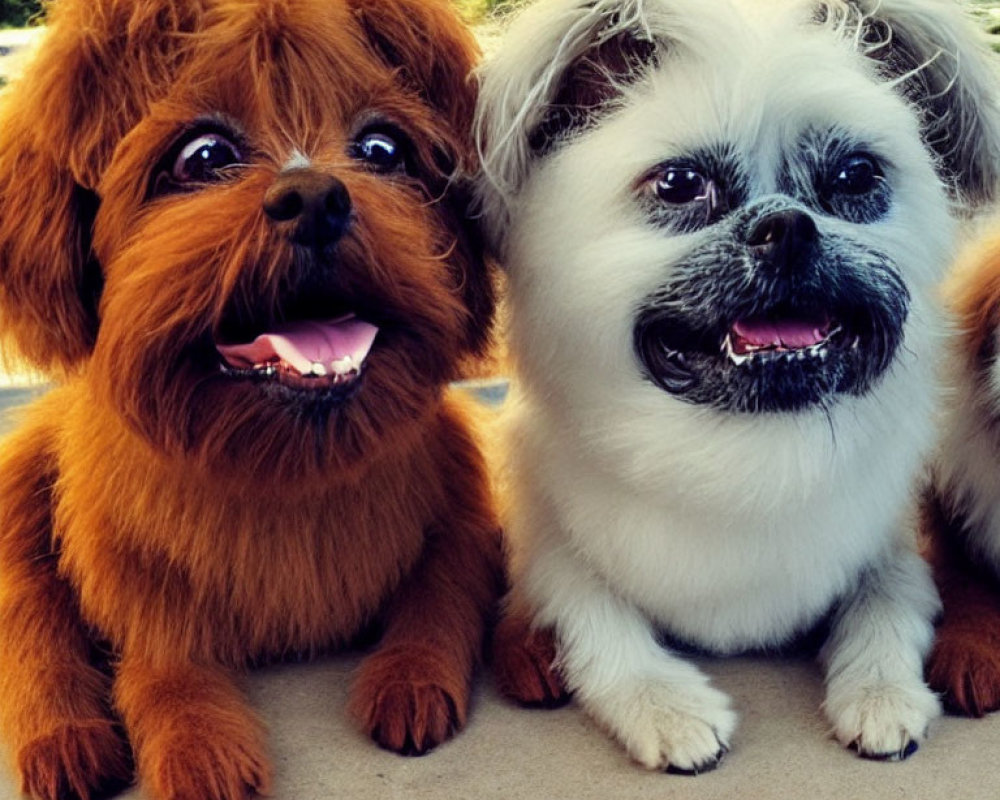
[18,720,133,800]
[492,613,569,708]
[351,644,468,756]
[928,627,1000,717]
[141,715,271,800]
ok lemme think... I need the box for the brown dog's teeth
[331,356,356,376]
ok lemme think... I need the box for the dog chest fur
[30,383,448,664]
[505,386,928,653]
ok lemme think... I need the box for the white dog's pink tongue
[732,317,830,352]
[218,317,379,374]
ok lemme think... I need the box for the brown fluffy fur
[921,489,1000,716]
[491,603,567,709]
[0,1,502,798]
[922,234,1000,717]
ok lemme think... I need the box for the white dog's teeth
[722,335,749,365]
[310,361,327,376]
[851,336,861,351]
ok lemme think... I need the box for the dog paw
[492,615,569,708]
[141,717,271,800]
[927,626,1000,717]
[587,679,736,774]
[351,644,469,756]
[825,680,941,760]
[17,720,133,800]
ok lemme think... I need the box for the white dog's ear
[474,0,663,251]
[820,0,1000,209]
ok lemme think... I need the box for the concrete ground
[1,647,1000,800]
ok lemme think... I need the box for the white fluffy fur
[478,0,1000,772]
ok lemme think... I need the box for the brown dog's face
[0,0,491,480]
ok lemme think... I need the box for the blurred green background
[1,0,507,27]
[4,0,1000,32]
[1,1,1000,48]
[973,0,1000,50]
[0,0,41,28]
[0,0,512,28]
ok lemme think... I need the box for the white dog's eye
[172,132,244,183]
[655,168,710,204]
[830,154,883,196]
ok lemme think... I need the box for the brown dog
[923,234,1000,718]
[0,1,502,798]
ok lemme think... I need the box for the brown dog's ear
[349,0,481,169]
[819,0,1000,210]
[0,0,206,375]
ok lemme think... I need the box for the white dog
[476,0,1000,773]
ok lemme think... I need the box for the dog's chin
[160,329,443,481]
[634,301,903,414]
[117,293,458,481]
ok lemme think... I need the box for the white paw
[585,678,737,773]
[824,680,941,760]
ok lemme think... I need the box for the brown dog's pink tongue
[218,317,379,372]
[732,317,830,349]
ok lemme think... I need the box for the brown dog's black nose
[264,170,352,249]
[747,209,818,271]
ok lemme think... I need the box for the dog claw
[851,737,919,762]
[664,742,728,776]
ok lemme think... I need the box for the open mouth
[634,298,899,414]
[648,307,854,374]
[216,314,379,394]
[720,314,846,365]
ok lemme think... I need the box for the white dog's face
[501,2,953,415]
[475,0,1000,497]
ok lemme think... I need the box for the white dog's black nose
[264,170,352,249]
[747,209,817,270]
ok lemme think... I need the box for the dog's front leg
[526,542,736,774]
[821,545,942,760]
[491,595,569,708]
[921,492,1000,716]
[0,420,133,800]
[113,656,271,800]
[350,419,503,758]
[349,513,503,756]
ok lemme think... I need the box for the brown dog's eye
[172,133,244,183]
[351,127,408,173]
[151,127,248,198]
